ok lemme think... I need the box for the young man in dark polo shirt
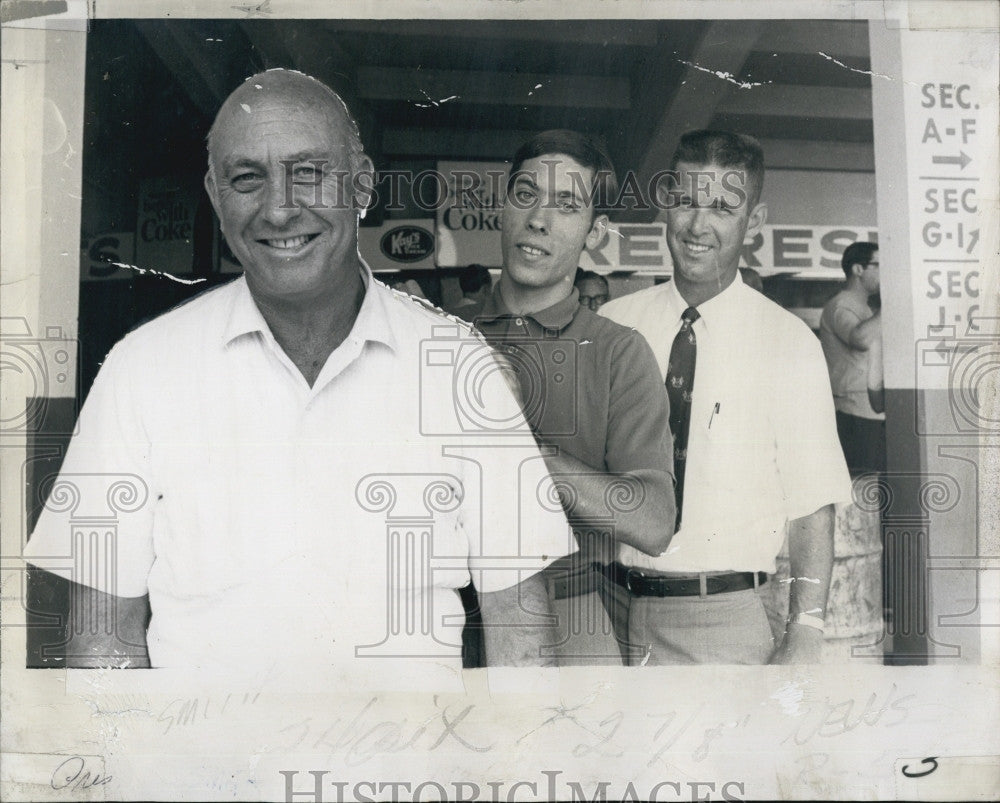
[472,130,677,665]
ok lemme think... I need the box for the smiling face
[663,160,767,306]
[500,154,607,307]
[205,77,372,308]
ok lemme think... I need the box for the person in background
[819,242,885,475]
[389,275,429,300]
[867,320,885,415]
[472,129,677,665]
[600,129,851,665]
[448,264,492,322]
[22,69,573,671]
[574,270,610,311]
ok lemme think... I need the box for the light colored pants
[628,588,775,665]
[543,560,624,666]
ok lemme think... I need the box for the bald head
[202,68,376,309]
[207,69,365,178]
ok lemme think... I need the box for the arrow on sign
[934,340,979,360]
[932,151,972,169]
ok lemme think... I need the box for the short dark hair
[459,264,492,294]
[574,270,608,289]
[841,241,878,278]
[670,130,765,208]
[507,129,619,217]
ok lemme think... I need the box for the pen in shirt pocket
[708,402,721,428]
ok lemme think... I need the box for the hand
[493,352,525,408]
[769,622,824,665]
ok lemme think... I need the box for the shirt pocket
[697,388,757,491]
[700,388,740,445]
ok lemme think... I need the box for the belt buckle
[624,568,643,595]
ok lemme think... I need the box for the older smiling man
[23,70,573,672]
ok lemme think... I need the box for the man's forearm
[849,311,881,351]
[541,447,675,556]
[479,572,556,667]
[787,504,835,618]
[59,573,151,668]
[772,505,834,664]
[867,330,885,414]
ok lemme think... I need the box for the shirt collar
[221,259,398,353]
[478,283,581,331]
[664,271,746,331]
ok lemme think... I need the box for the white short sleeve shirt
[600,274,852,573]
[23,268,573,669]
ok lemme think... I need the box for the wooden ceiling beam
[633,20,765,218]
[322,19,659,48]
[379,126,608,161]
[761,20,871,60]
[133,21,226,118]
[238,21,298,71]
[356,66,631,110]
[759,138,875,171]
[238,23,380,163]
[720,85,873,120]
[381,127,534,160]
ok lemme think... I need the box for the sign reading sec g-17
[578,223,879,276]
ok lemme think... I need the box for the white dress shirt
[23,267,573,670]
[600,274,851,573]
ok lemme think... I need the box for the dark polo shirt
[475,285,674,521]
[461,286,674,666]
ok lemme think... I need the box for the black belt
[599,562,766,597]
[546,562,601,600]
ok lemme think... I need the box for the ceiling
[85,18,873,223]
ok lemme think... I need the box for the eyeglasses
[579,295,609,310]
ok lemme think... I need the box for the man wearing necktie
[600,130,851,664]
